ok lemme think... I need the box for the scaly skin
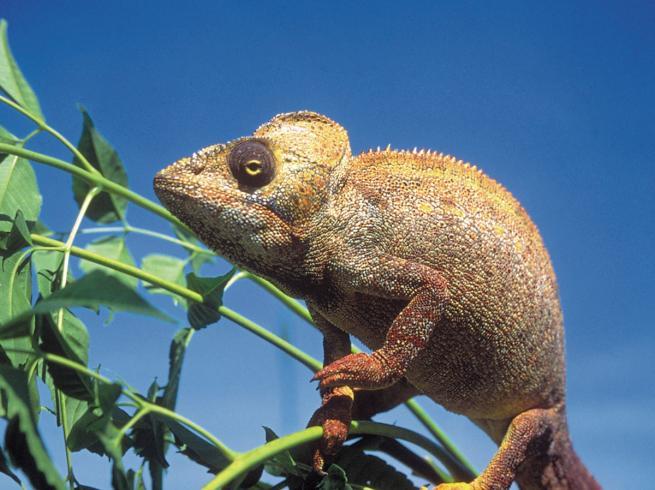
[154,111,600,489]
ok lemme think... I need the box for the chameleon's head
[153,111,350,272]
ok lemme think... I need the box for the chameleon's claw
[307,387,354,474]
[312,448,328,475]
[312,352,400,391]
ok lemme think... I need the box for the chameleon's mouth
[153,171,184,209]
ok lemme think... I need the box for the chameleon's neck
[515,416,600,490]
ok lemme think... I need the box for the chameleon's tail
[516,419,601,490]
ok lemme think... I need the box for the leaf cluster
[0,19,475,490]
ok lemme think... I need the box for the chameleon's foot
[434,482,478,490]
[312,352,401,391]
[306,386,354,472]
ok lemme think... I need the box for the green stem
[203,420,454,490]
[78,224,212,255]
[21,127,41,144]
[0,143,191,233]
[57,187,99,330]
[30,233,322,372]
[404,399,477,480]
[142,402,237,461]
[11,349,238,463]
[223,270,249,292]
[57,390,74,488]
[112,407,150,448]
[0,95,99,174]
[218,306,320,372]
[52,187,99,489]
[31,233,198,299]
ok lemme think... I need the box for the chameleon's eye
[228,140,276,187]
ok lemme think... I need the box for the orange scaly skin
[154,112,600,489]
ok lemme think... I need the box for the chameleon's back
[328,149,565,421]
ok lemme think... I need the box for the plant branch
[30,233,321,372]
[78,224,212,255]
[0,94,98,174]
[203,420,455,490]
[57,187,99,329]
[4,348,238,464]
[111,407,150,448]
[52,187,99,489]
[0,143,191,233]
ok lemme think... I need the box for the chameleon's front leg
[313,255,448,392]
[307,307,420,472]
[305,313,354,472]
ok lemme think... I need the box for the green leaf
[262,427,304,478]
[185,269,234,329]
[0,365,65,489]
[0,445,20,485]
[135,328,193,490]
[32,249,64,298]
[160,417,231,473]
[0,20,44,120]
[67,403,128,456]
[0,126,18,164]
[162,327,193,410]
[34,270,174,323]
[127,467,146,490]
[318,464,352,490]
[132,380,169,471]
[96,430,131,490]
[72,107,128,223]
[80,235,137,289]
[0,248,34,344]
[141,254,187,302]
[0,125,18,144]
[0,153,42,234]
[332,446,416,490]
[38,310,92,401]
[0,209,32,253]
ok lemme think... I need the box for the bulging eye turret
[228,139,276,187]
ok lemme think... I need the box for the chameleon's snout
[153,167,173,201]
[153,162,190,211]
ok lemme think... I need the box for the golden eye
[244,159,263,176]
[228,140,276,187]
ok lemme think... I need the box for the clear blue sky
[2,1,654,488]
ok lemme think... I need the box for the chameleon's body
[154,112,599,489]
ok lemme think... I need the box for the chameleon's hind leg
[437,406,561,490]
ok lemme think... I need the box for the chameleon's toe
[310,417,350,472]
[312,352,400,390]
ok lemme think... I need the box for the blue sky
[2,1,654,488]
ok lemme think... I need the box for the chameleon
[153,111,600,489]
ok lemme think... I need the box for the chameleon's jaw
[154,163,297,270]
